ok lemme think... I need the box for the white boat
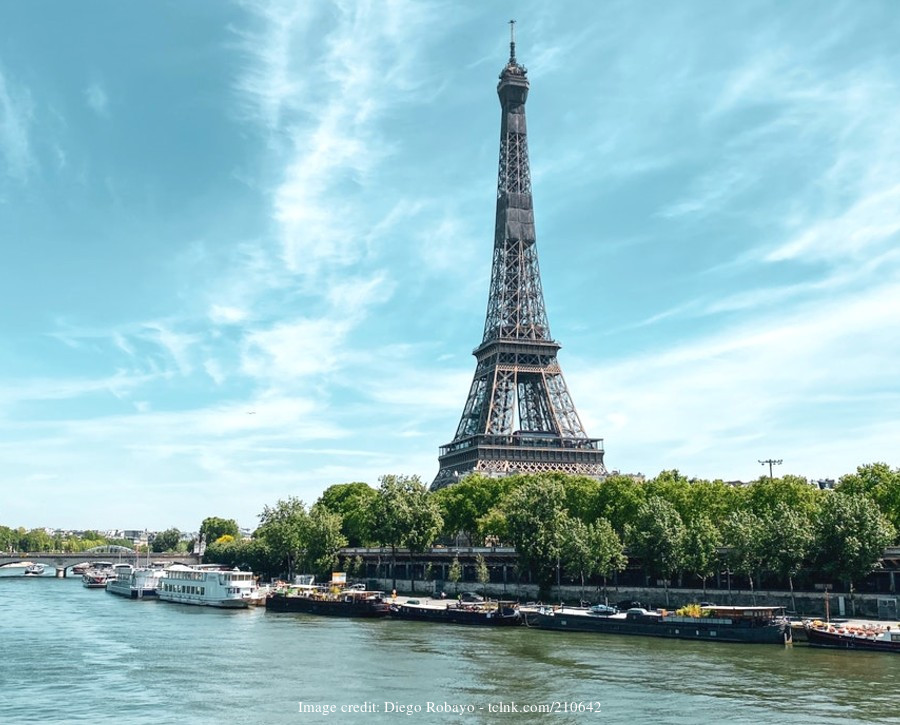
[24,564,45,577]
[158,565,257,608]
[82,561,115,588]
[105,564,164,599]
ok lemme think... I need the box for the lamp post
[758,459,783,480]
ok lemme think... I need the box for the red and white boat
[805,621,900,653]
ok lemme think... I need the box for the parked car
[588,604,617,616]
[459,591,484,603]
[616,599,643,611]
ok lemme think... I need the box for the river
[0,574,896,723]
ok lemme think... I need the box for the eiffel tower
[432,23,608,490]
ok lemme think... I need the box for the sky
[2,1,899,532]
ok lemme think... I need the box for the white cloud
[84,81,109,116]
[209,304,249,325]
[0,65,35,180]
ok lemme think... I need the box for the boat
[105,564,165,599]
[266,584,390,617]
[805,621,900,653]
[389,598,521,626]
[522,604,792,644]
[71,562,91,575]
[158,565,257,608]
[23,564,45,577]
[82,562,115,588]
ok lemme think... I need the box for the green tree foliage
[761,503,814,612]
[500,477,568,591]
[591,517,628,588]
[448,556,462,593]
[628,496,685,605]
[744,475,822,519]
[475,553,489,594]
[315,482,377,547]
[0,525,18,552]
[20,528,53,552]
[306,506,349,579]
[722,510,766,603]
[815,493,895,606]
[255,498,309,580]
[593,474,646,536]
[837,463,900,542]
[151,528,181,553]
[432,473,513,544]
[370,475,442,591]
[681,515,721,593]
[560,516,627,600]
[199,516,240,544]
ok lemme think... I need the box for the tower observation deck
[431,23,608,490]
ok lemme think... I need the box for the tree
[593,474,646,536]
[628,496,685,606]
[448,556,462,594]
[592,517,627,602]
[432,473,512,544]
[370,475,441,592]
[199,516,240,545]
[151,528,181,553]
[761,504,813,613]
[722,511,765,604]
[501,477,568,593]
[255,498,309,580]
[745,475,822,519]
[681,516,721,595]
[305,506,348,579]
[315,482,377,547]
[404,487,443,594]
[815,493,895,613]
[838,463,900,542]
[561,517,600,601]
[475,554,489,595]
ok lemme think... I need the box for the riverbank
[368,578,899,620]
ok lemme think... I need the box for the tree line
[203,463,897,605]
[0,526,190,554]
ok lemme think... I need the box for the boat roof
[700,605,784,613]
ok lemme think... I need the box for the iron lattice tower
[432,25,607,490]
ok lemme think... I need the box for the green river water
[0,575,897,724]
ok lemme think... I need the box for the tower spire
[432,27,607,490]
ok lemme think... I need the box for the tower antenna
[509,19,516,63]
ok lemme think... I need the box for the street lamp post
[758,458,783,480]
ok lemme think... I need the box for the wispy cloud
[236,0,441,276]
[84,81,109,117]
[0,64,35,180]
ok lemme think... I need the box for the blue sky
[2,1,899,531]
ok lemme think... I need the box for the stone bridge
[0,548,200,576]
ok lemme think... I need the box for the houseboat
[266,584,390,617]
[105,564,165,599]
[158,565,256,608]
[805,621,900,653]
[389,598,521,626]
[522,604,791,644]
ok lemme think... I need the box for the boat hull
[524,611,790,644]
[266,594,390,617]
[390,603,521,626]
[106,583,159,598]
[806,626,900,653]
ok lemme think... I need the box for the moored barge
[266,585,390,617]
[523,605,791,644]
[805,621,900,653]
[389,599,521,626]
